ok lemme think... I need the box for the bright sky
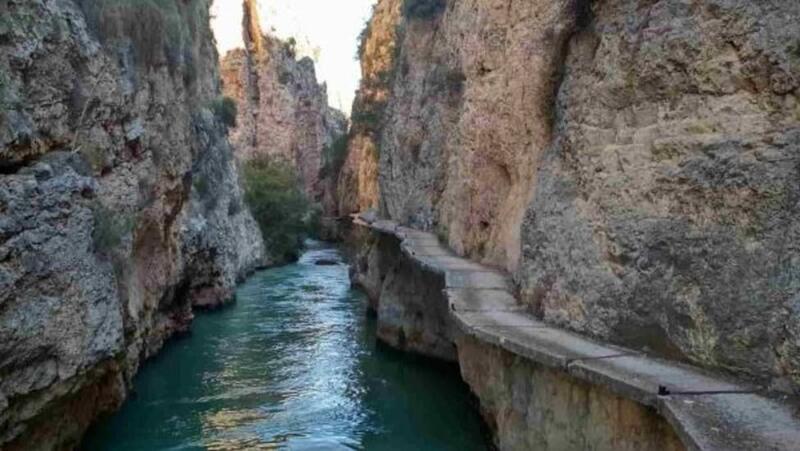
[211,0,377,115]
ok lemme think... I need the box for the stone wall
[351,228,457,361]
[457,335,684,451]
[349,217,800,450]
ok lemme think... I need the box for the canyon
[336,0,800,448]
[1,0,799,450]
[220,0,347,211]
[341,0,800,391]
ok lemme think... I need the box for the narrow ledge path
[352,214,800,451]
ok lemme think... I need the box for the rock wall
[0,0,264,448]
[346,0,800,392]
[221,0,347,209]
[348,221,689,450]
[457,335,684,451]
[373,0,585,271]
[516,0,800,391]
[350,230,457,361]
[335,0,402,216]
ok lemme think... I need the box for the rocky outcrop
[350,217,800,451]
[516,0,800,393]
[0,0,264,448]
[348,0,800,393]
[373,0,584,271]
[334,0,402,216]
[221,0,347,209]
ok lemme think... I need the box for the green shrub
[77,0,204,75]
[356,9,374,60]
[285,37,297,58]
[210,96,237,129]
[403,0,446,19]
[243,158,315,261]
[92,204,134,255]
[351,100,386,134]
[193,173,211,195]
[320,133,349,179]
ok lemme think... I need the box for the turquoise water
[81,242,489,450]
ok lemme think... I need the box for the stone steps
[352,214,800,451]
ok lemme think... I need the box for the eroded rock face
[457,335,685,451]
[0,0,264,447]
[517,0,800,391]
[335,0,402,216]
[350,231,457,361]
[358,0,800,392]
[373,0,585,271]
[221,1,347,208]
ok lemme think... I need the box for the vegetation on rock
[356,7,374,59]
[210,96,238,129]
[320,132,349,179]
[402,0,446,20]
[92,204,134,255]
[351,101,387,138]
[77,0,205,75]
[243,157,316,262]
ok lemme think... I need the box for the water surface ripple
[82,241,489,450]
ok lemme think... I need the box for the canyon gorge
[1,0,799,450]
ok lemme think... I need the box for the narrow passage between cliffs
[81,241,491,450]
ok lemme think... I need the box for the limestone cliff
[221,0,347,210]
[517,0,800,393]
[0,0,264,448]
[335,0,402,216]
[345,0,800,392]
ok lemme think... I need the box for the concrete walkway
[354,215,800,451]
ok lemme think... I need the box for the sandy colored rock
[517,0,800,391]
[335,0,402,216]
[457,334,685,451]
[353,0,800,392]
[221,0,346,209]
[372,0,586,271]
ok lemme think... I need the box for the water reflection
[82,241,488,451]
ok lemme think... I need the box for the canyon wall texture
[342,0,800,393]
[517,0,800,392]
[348,222,687,450]
[456,335,685,451]
[0,0,264,448]
[376,0,586,271]
[335,0,402,216]
[221,0,347,210]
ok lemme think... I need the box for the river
[81,241,489,450]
